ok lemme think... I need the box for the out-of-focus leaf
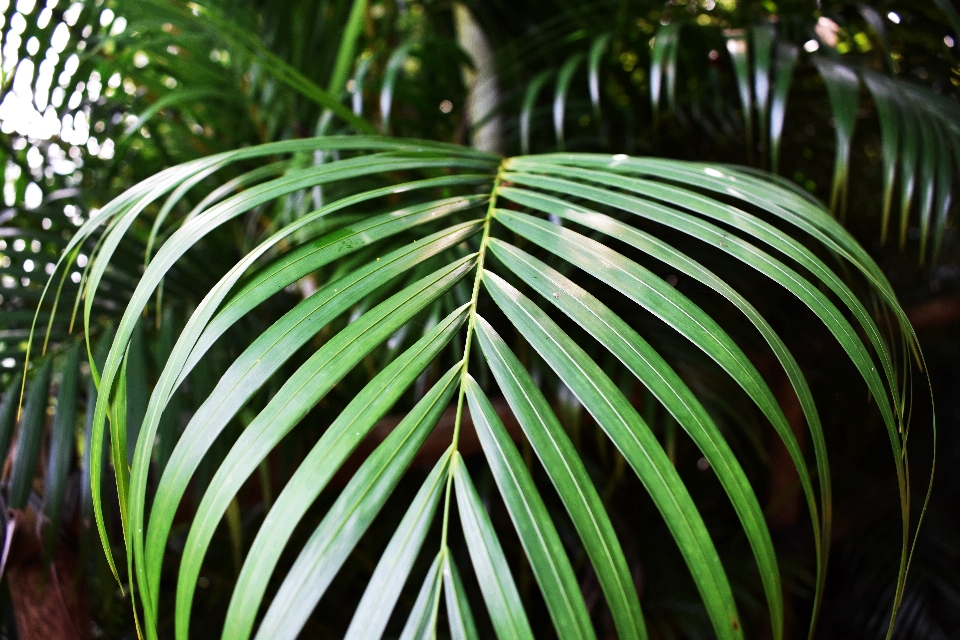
[651,22,681,127]
[898,103,919,249]
[588,34,610,119]
[857,4,895,72]
[9,360,52,510]
[381,43,415,133]
[42,343,81,559]
[768,41,798,174]
[521,70,554,155]
[930,0,960,43]
[752,23,776,160]
[862,71,901,244]
[553,52,584,149]
[0,379,19,472]
[327,0,367,97]
[811,57,859,220]
[726,31,753,159]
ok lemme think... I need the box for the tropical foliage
[0,0,954,638]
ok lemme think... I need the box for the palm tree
[0,0,953,638]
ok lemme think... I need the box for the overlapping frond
[30,136,923,639]
[0,1,946,637]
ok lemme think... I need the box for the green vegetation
[0,0,955,638]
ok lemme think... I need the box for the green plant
[28,135,919,639]
[484,2,960,262]
[0,0,950,638]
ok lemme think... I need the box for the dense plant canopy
[0,0,954,638]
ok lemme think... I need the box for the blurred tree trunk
[6,507,89,640]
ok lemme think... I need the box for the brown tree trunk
[5,507,90,640]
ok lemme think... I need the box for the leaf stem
[439,164,503,551]
[452,165,502,446]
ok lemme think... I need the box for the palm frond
[34,136,925,639]
[0,1,949,638]
[481,3,959,263]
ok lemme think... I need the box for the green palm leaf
[30,136,923,639]
[473,297,647,639]
[452,450,534,640]
[345,451,452,639]
[492,10,958,262]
